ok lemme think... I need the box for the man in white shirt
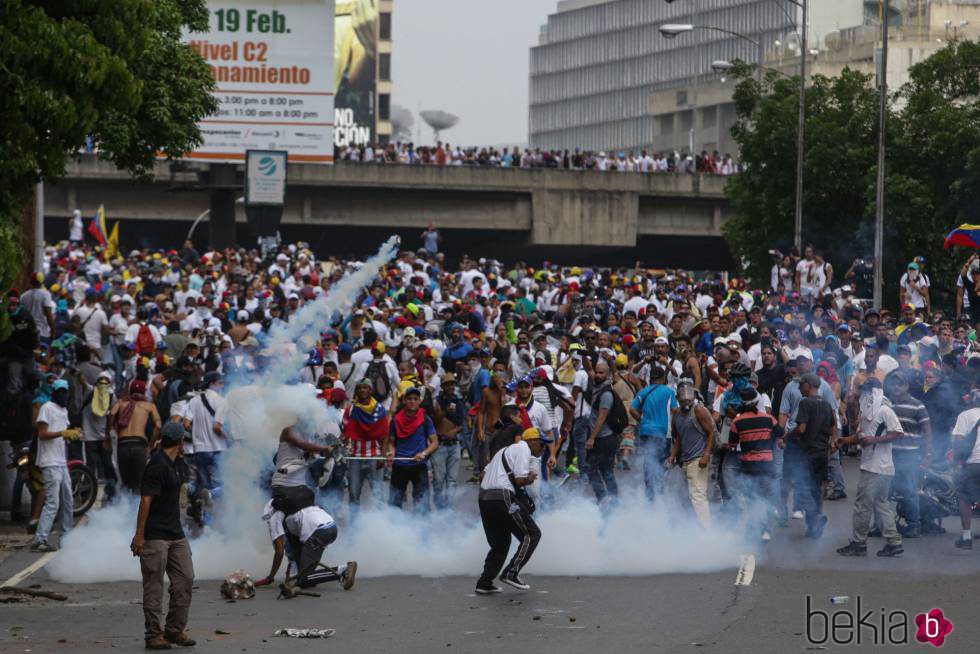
[31,380,80,551]
[69,209,84,243]
[184,372,227,518]
[898,262,930,313]
[951,391,980,549]
[476,429,545,594]
[74,289,108,355]
[275,499,357,597]
[835,378,905,558]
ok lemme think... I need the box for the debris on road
[221,570,255,600]
[274,628,336,638]
[215,629,230,635]
[0,586,67,601]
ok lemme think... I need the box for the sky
[390,0,557,147]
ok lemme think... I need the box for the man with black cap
[132,422,196,650]
[788,372,836,539]
[476,427,545,594]
[836,377,906,557]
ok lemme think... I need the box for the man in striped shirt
[729,388,784,541]
[884,370,932,538]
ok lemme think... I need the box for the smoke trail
[50,237,400,582]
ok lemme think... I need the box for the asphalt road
[2,457,979,654]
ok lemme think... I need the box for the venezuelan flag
[87,204,109,246]
[943,224,980,250]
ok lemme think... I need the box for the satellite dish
[390,105,415,142]
[420,110,459,141]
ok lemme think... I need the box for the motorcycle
[891,464,970,535]
[8,444,98,519]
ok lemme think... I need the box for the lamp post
[660,24,765,82]
[873,0,890,309]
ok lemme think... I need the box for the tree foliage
[723,41,980,308]
[0,0,216,316]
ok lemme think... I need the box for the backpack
[364,360,391,402]
[156,377,183,422]
[135,323,156,356]
[270,484,315,516]
[597,385,629,433]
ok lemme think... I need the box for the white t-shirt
[185,389,228,452]
[481,441,532,492]
[284,505,335,543]
[952,407,980,465]
[262,500,286,542]
[74,305,108,351]
[858,404,903,475]
[35,402,69,468]
[572,369,592,418]
[796,259,825,295]
[899,272,930,309]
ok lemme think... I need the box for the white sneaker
[761,531,772,542]
[792,510,804,520]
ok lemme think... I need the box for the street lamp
[662,0,807,254]
[659,24,765,81]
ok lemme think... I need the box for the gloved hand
[62,428,83,441]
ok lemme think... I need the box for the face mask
[52,390,69,408]
[469,361,481,372]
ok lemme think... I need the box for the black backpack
[596,385,629,433]
[364,360,391,402]
[270,485,315,516]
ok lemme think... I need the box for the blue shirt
[778,378,839,432]
[390,414,435,467]
[631,384,678,439]
[470,368,491,406]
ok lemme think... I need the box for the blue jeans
[187,451,222,498]
[637,436,671,501]
[571,416,591,477]
[347,459,379,510]
[35,465,73,543]
[430,442,461,510]
[786,442,826,531]
[827,449,845,493]
[891,448,922,529]
[736,468,777,537]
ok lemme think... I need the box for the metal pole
[873,0,889,309]
[34,181,44,274]
[793,0,807,253]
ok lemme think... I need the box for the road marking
[0,514,88,589]
[0,551,58,589]
[734,553,756,586]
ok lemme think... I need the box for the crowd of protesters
[3,223,980,573]
[334,142,741,175]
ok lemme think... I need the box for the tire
[70,463,98,517]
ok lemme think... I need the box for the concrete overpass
[45,155,731,250]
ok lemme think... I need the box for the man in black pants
[280,504,357,598]
[476,428,544,594]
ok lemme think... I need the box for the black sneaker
[499,573,530,591]
[876,543,904,557]
[900,526,920,539]
[806,514,829,539]
[954,537,973,550]
[836,542,868,557]
[475,584,502,595]
[867,528,882,538]
[826,490,847,501]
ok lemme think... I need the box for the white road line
[0,514,88,589]
[0,550,58,589]
[734,553,756,586]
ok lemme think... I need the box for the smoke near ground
[48,235,748,584]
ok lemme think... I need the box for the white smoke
[48,235,751,584]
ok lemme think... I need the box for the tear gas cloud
[49,235,748,583]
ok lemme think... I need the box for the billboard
[184,1,335,163]
[334,0,377,147]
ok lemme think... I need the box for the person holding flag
[342,379,390,513]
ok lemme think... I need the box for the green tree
[723,65,879,285]
[0,0,216,329]
[723,42,980,310]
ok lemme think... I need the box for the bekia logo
[806,596,954,647]
[915,609,953,648]
[257,156,277,176]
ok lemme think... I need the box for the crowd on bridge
[334,141,741,175]
[3,220,980,638]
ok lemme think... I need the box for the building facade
[528,0,795,154]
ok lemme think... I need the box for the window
[379,53,391,80]
[379,12,391,40]
[378,93,390,120]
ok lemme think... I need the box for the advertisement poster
[334,0,377,147]
[184,0,335,163]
